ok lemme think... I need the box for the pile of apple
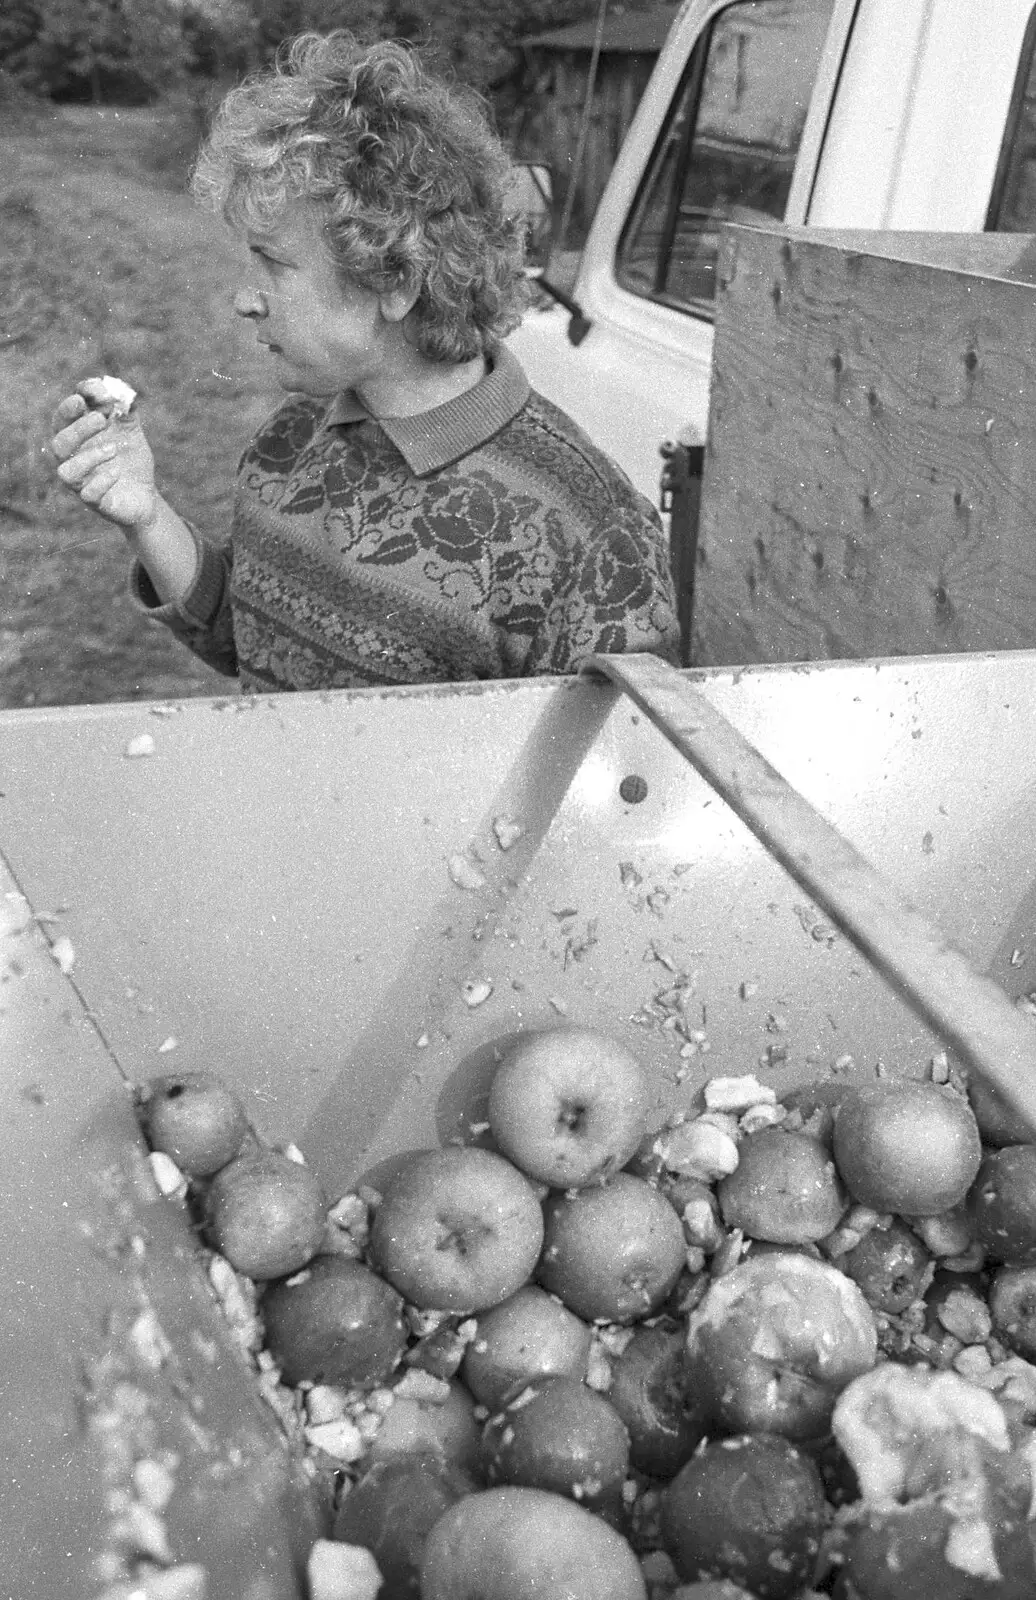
[133,1028,1036,1600]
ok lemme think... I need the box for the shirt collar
[320,344,530,476]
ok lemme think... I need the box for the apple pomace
[368,1147,545,1313]
[479,1374,631,1511]
[538,1172,686,1324]
[660,1434,827,1600]
[138,1069,250,1177]
[717,1126,847,1243]
[487,1027,650,1188]
[460,1284,593,1409]
[685,1252,877,1441]
[833,1366,1036,1599]
[261,1254,407,1387]
[419,1486,648,1600]
[203,1148,327,1280]
[831,1080,982,1217]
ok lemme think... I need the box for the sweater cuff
[130,533,226,628]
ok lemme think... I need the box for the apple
[332,1452,476,1600]
[368,1147,544,1313]
[137,1069,250,1177]
[478,1374,630,1513]
[487,1028,650,1188]
[832,1081,982,1216]
[684,1252,877,1441]
[969,1144,1036,1264]
[260,1254,407,1387]
[203,1148,327,1280]
[538,1172,686,1324]
[839,1218,933,1313]
[460,1285,593,1409]
[419,1486,648,1600]
[717,1127,847,1243]
[606,1321,708,1479]
[989,1264,1036,1361]
[832,1364,1036,1599]
[367,1377,483,1477]
[660,1434,827,1600]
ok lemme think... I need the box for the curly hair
[190,32,530,363]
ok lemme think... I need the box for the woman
[50,32,679,691]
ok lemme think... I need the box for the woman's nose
[234,287,268,320]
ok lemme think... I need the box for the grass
[1,94,282,707]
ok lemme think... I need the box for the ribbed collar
[320,344,530,476]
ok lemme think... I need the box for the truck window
[988,6,1036,229]
[617,0,835,315]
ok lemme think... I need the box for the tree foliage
[5,0,191,101]
[0,0,660,101]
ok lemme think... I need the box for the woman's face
[233,202,390,398]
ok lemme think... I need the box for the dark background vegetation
[0,0,659,707]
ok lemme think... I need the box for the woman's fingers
[55,434,117,486]
[78,461,122,507]
[50,406,109,462]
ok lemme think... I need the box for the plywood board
[692,222,1036,664]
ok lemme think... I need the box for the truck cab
[509,0,1036,506]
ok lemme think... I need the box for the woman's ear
[378,280,420,324]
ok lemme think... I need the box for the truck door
[510,0,847,508]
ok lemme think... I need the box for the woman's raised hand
[50,379,159,534]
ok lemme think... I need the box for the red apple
[460,1285,593,1409]
[839,1218,933,1314]
[969,1144,1036,1264]
[487,1028,650,1188]
[717,1127,847,1243]
[684,1252,877,1441]
[832,1081,982,1217]
[260,1254,407,1387]
[137,1070,250,1177]
[203,1149,327,1280]
[419,1486,648,1600]
[368,1377,483,1477]
[332,1452,476,1600]
[989,1264,1036,1361]
[479,1375,630,1513]
[538,1173,686,1324]
[607,1321,708,1479]
[368,1147,544,1313]
[660,1434,827,1600]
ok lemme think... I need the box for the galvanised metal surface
[4,650,1036,1586]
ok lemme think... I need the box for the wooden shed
[511,4,681,244]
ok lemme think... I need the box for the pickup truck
[509,0,1036,507]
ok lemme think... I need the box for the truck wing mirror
[509,161,555,273]
[510,160,593,345]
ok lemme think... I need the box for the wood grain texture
[692,223,1036,665]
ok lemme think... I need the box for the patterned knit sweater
[132,346,680,691]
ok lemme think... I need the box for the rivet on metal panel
[619,775,649,805]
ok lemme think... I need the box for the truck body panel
[509,0,1036,503]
